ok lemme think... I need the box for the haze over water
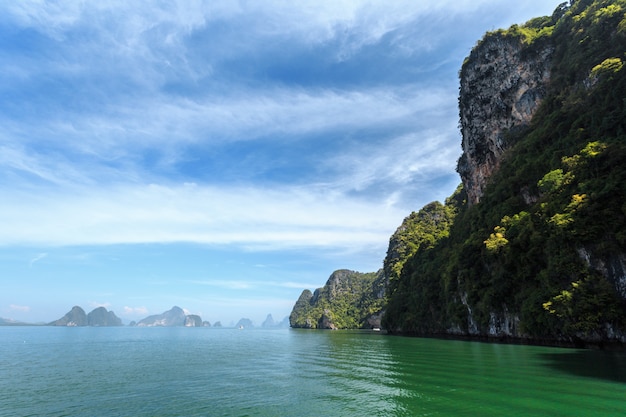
[1,327,624,416]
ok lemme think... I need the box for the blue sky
[0,1,562,325]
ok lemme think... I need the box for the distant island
[130,306,209,327]
[1,305,289,328]
[48,306,123,327]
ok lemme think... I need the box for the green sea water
[0,327,624,416]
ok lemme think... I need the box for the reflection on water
[287,330,626,416]
[540,349,626,383]
[288,329,409,416]
[382,335,626,416]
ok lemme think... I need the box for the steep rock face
[318,310,337,330]
[289,269,384,329]
[458,34,554,205]
[384,0,626,346]
[49,306,88,326]
[578,247,626,299]
[289,290,314,328]
[384,200,456,282]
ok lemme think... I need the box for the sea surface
[1,327,625,416]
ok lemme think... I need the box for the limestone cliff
[457,33,554,205]
[291,0,626,347]
[383,0,626,347]
[289,269,384,329]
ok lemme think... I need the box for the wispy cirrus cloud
[0,182,404,251]
[0,0,558,204]
[187,279,323,291]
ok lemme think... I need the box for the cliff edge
[458,30,554,205]
[383,0,626,347]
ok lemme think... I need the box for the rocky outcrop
[289,269,385,329]
[184,314,203,327]
[578,247,626,299]
[135,306,187,327]
[384,200,456,282]
[290,1,626,346]
[49,306,88,326]
[87,307,123,326]
[458,33,554,205]
[318,310,337,330]
[289,290,315,328]
[261,314,275,327]
[50,305,205,327]
[385,1,626,347]
[262,313,290,328]
[235,318,253,329]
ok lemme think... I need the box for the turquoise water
[0,327,624,416]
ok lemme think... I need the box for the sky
[0,0,563,325]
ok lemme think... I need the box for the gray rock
[458,33,554,205]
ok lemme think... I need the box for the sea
[1,327,625,416]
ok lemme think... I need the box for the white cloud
[0,0,563,251]
[0,83,458,205]
[89,301,112,309]
[9,304,31,313]
[0,182,405,251]
[2,0,562,89]
[123,306,149,316]
[324,122,460,194]
[0,0,559,194]
[4,83,449,152]
[274,281,324,290]
[187,279,322,291]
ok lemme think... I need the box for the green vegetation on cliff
[289,0,626,345]
[290,269,385,329]
[384,194,460,285]
[383,0,626,343]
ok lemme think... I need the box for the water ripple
[1,327,625,416]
